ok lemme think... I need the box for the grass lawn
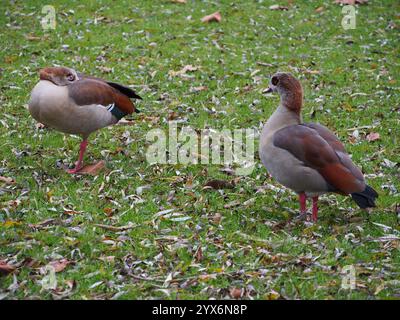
[0,0,399,299]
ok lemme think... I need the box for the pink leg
[299,193,307,214]
[312,196,318,222]
[67,139,88,174]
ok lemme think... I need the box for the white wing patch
[106,103,115,112]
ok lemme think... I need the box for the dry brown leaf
[168,111,179,121]
[190,86,208,93]
[269,4,289,10]
[25,34,42,41]
[334,0,368,4]
[224,200,241,209]
[63,209,81,215]
[116,119,135,125]
[97,66,112,73]
[0,176,15,184]
[169,65,199,77]
[315,6,324,13]
[211,213,222,224]
[198,273,217,281]
[201,11,222,23]
[94,223,137,232]
[229,287,243,299]
[0,260,16,275]
[194,246,203,262]
[366,132,380,142]
[49,259,70,273]
[103,207,114,217]
[78,160,106,176]
[303,69,320,74]
[204,179,234,190]
[29,218,57,229]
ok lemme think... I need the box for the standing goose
[259,72,378,221]
[29,67,142,173]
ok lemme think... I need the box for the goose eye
[66,74,75,81]
[271,76,279,86]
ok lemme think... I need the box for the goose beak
[262,87,273,94]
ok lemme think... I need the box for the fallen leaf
[0,292,9,300]
[334,0,368,4]
[382,158,397,168]
[1,220,21,228]
[198,273,218,281]
[303,69,320,74]
[116,119,135,125]
[29,218,57,229]
[0,261,16,276]
[366,132,380,142]
[4,56,17,64]
[94,223,137,232]
[194,247,203,262]
[0,176,15,184]
[341,102,354,112]
[63,209,81,215]
[168,111,179,121]
[265,290,280,300]
[89,281,103,289]
[374,282,385,295]
[78,161,106,175]
[96,66,113,73]
[168,65,199,77]
[224,200,241,209]
[99,256,115,263]
[103,207,114,217]
[315,6,324,13]
[49,259,70,273]
[171,0,186,3]
[269,4,289,10]
[190,86,208,93]
[229,287,243,299]
[25,34,42,41]
[204,179,235,190]
[211,213,222,224]
[201,11,221,23]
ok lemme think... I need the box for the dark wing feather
[105,82,142,100]
[273,124,365,194]
[77,72,142,100]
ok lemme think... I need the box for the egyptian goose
[259,72,378,221]
[28,67,142,173]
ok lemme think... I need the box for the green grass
[0,0,399,299]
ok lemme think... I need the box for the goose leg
[312,196,319,222]
[67,139,88,174]
[299,193,307,213]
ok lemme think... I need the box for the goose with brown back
[259,72,378,222]
[29,67,142,173]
